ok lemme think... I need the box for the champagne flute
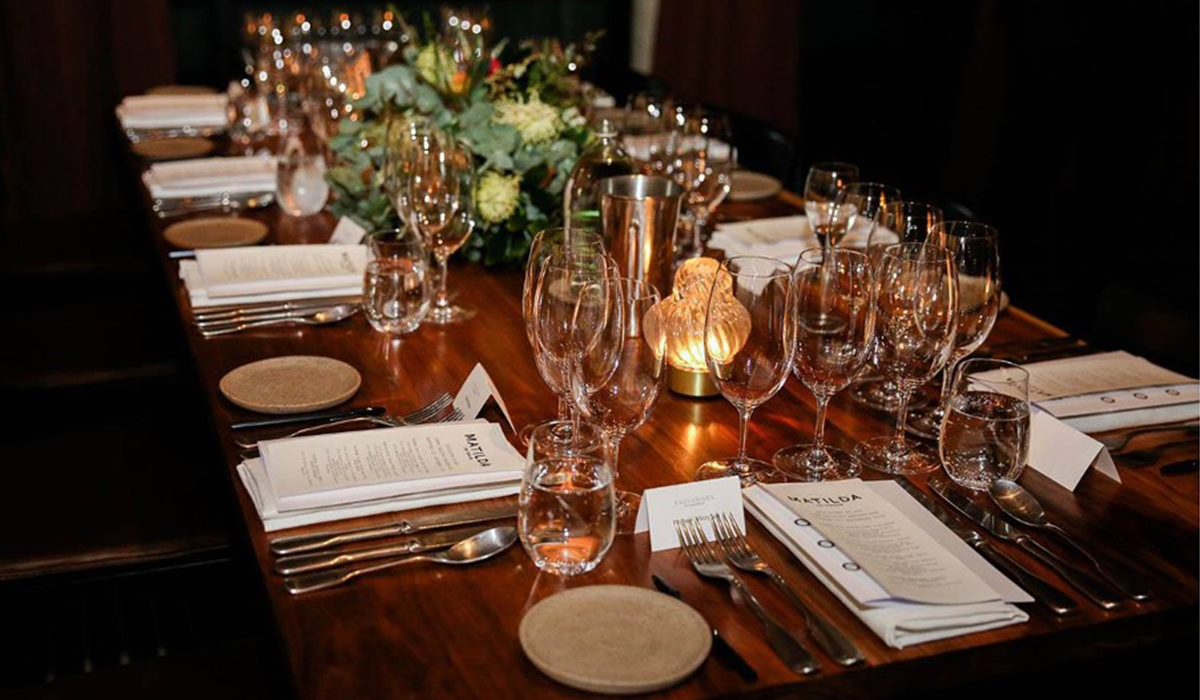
[853,243,958,474]
[849,200,944,412]
[571,277,664,533]
[803,162,859,249]
[773,248,875,481]
[407,133,475,324]
[697,256,797,485]
[906,222,1002,439]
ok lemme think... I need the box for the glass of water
[277,150,330,217]
[519,420,615,576]
[363,228,429,334]
[939,358,1031,490]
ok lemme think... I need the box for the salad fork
[235,392,454,449]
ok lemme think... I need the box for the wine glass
[836,182,902,250]
[407,133,474,324]
[906,222,1002,439]
[849,200,944,413]
[853,243,958,474]
[381,113,431,228]
[773,248,875,481]
[939,358,1030,491]
[571,277,664,533]
[803,162,859,249]
[670,106,736,257]
[697,256,797,485]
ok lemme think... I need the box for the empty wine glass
[907,222,1002,439]
[773,248,875,481]
[939,358,1030,490]
[407,133,474,324]
[670,106,736,257]
[571,277,664,533]
[853,243,958,474]
[697,256,797,485]
[836,182,902,249]
[804,162,859,249]
[381,113,431,225]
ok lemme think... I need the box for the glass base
[615,490,641,535]
[696,458,780,487]
[849,378,932,413]
[425,303,475,325]
[905,405,945,440]
[773,445,861,482]
[853,436,941,475]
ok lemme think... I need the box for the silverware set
[675,514,865,675]
[153,190,275,218]
[193,297,364,338]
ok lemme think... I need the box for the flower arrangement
[325,12,601,266]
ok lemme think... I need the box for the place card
[633,476,744,552]
[1027,409,1119,491]
[453,363,516,432]
[329,216,367,245]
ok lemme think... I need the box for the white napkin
[178,245,366,306]
[116,93,229,129]
[744,483,1029,649]
[144,156,277,199]
[710,215,892,261]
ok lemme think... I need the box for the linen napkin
[144,156,277,199]
[709,215,893,261]
[744,481,1029,649]
[116,93,229,130]
[179,244,366,307]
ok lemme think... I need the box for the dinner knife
[268,501,518,556]
[896,479,1077,616]
[231,405,385,431]
[927,475,1124,610]
[273,525,485,575]
[652,574,758,683]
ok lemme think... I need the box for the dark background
[0,1,1195,698]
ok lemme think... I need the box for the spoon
[201,304,359,337]
[284,525,517,595]
[988,480,1153,601]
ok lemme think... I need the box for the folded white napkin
[144,156,277,199]
[710,215,892,262]
[117,93,229,129]
[744,482,1029,649]
[179,244,366,306]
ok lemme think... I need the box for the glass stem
[892,390,913,452]
[812,395,830,452]
[937,358,959,415]
[433,251,450,309]
[603,431,623,488]
[556,396,570,422]
[736,406,753,468]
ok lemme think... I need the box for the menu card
[1010,351,1194,402]
[709,215,896,261]
[192,245,367,298]
[144,156,277,198]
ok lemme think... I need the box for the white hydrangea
[492,92,562,145]
[476,171,521,224]
[561,106,587,129]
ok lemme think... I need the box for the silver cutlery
[153,191,274,218]
[274,525,489,575]
[193,296,363,323]
[928,474,1124,610]
[896,478,1077,616]
[711,512,864,666]
[989,480,1153,601]
[196,303,360,330]
[269,499,517,556]
[236,392,453,450]
[199,304,359,337]
[231,406,386,431]
[284,525,517,595]
[676,519,820,675]
[1098,421,1199,452]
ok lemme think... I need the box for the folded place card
[453,363,516,432]
[1026,409,1119,491]
[329,216,368,245]
[633,476,744,551]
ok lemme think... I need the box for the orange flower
[450,71,468,94]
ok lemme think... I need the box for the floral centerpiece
[325,12,601,266]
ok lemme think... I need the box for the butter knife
[927,475,1123,610]
[274,526,484,575]
[268,501,518,556]
[896,479,1077,615]
[652,574,758,683]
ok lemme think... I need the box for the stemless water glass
[519,420,616,576]
[571,278,664,533]
[773,248,875,481]
[363,228,429,333]
[697,256,797,485]
[939,359,1030,490]
[907,221,1002,439]
[407,134,474,324]
[853,243,958,474]
[803,162,859,250]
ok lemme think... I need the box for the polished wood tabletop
[138,173,1197,699]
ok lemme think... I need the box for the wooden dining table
[136,166,1198,699]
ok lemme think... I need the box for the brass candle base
[668,365,719,397]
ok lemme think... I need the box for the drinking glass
[939,358,1030,490]
[670,106,736,257]
[362,228,429,334]
[276,150,330,216]
[849,200,944,413]
[836,182,902,250]
[773,248,875,481]
[853,243,958,474]
[571,277,664,532]
[382,114,431,226]
[803,162,859,249]
[907,222,1002,439]
[407,133,474,324]
[519,420,615,576]
[697,256,797,485]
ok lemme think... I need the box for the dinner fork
[712,513,864,666]
[235,392,454,449]
[675,519,820,675]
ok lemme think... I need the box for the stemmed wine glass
[906,222,1002,439]
[773,248,875,481]
[835,182,902,250]
[381,113,430,226]
[803,162,859,250]
[697,256,797,485]
[570,277,665,533]
[853,243,958,474]
[670,106,736,257]
[407,133,475,324]
[849,200,944,413]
